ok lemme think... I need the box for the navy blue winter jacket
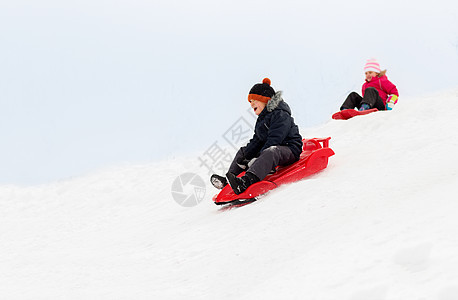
[242,92,303,160]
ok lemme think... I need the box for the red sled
[212,137,335,206]
[332,108,378,120]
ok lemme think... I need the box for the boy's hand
[386,95,398,110]
[236,151,248,170]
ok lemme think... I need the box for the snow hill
[1,89,458,299]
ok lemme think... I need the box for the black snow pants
[228,145,297,181]
[340,87,386,111]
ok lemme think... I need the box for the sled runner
[213,137,335,206]
[332,108,378,120]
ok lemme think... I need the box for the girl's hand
[386,95,398,110]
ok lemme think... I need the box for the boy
[211,78,303,195]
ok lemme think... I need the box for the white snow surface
[1,89,458,299]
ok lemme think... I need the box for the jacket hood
[266,91,291,114]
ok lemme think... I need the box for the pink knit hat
[364,58,381,73]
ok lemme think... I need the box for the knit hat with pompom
[248,78,275,103]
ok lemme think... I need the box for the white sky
[0,0,457,184]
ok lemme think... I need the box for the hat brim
[364,67,381,73]
[248,94,270,103]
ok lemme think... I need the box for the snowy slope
[1,89,458,299]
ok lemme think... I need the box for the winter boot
[210,174,228,189]
[226,172,260,195]
[359,103,371,111]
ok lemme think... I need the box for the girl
[210,78,303,195]
[340,58,399,111]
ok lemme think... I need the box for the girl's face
[250,99,267,115]
[365,71,378,81]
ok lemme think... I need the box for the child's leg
[362,87,386,110]
[211,148,248,190]
[227,148,248,176]
[340,92,363,110]
[226,145,296,195]
[247,146,296,181]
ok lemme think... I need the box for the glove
[386,95,398,110]
[236,148,249,170]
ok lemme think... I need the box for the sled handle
[303,137,331,149]
[313,137,331,148]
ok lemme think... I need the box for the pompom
[262,78,271,85]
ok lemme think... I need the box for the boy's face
[365,71,378,81]
[250,99,267,115]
